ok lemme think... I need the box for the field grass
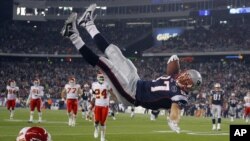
[0,107,246,141]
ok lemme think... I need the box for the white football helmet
[176,69,202,92]
[214,83,221,88]
[231,93,236,97]
[16,126,52,141]
[83,83,90,90]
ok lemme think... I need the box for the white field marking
[187,132,229,136]
[153,130,191,133]
[154,130,229,136]
[0,130,181,137]
[4,119,68,124]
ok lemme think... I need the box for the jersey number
[32,89,39,94]
[213,94,221,101]
[67,88,77,93]
[8,89,17,94]
[151,81,170,92]
[94,89,107,99]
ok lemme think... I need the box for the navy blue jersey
[135,76,188,110]
[81,90,91,101]
[228,98,238,107]
[210,90,224,105]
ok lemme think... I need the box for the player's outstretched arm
[168,103,181,133]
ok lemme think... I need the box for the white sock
[100,126,106,139]
[72,114,76,126]
[70,34,85,50]
[85,24,100,38]
[30,111,34,121]
[38,112,42,121]
[217,124,221,129]
[10,110,14,118]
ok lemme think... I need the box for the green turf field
[0,107,246,141]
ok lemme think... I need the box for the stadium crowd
[0,21,150,54]
[144,24,250,53]
[2,22,250,55]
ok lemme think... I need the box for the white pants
[211,104,222,118]
[98,44,140,106]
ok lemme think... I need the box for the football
[167,59,180,75]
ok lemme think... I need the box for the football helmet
[9,80,16,87]
[97,73,104,84]
[83,83,90,90]
[231,93,235,97]
[16,126,52,141]
[68,77,76,86]
[214,83,221,88]
[33,79,40,86]
[176,69,202,92]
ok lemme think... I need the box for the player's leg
[10,100,16,119]
[7,100,12,119]
[245,107,250,122]
[67,100,73,126]
[211,105,217,130]
[217,105,222,130]
[61,12,100,67]
[81,101,86,119]
[100,106,109,141]
[29,100,35,123]
[77,4,140,105]
[61,12,137,106]
[37,99,42,123]
[94,106,101,138]
[230,107,236,122]
[131,106,135,118]
[71,100,78,127]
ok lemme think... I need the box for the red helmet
[16,127,51,141]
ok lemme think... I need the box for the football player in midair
[91,72,113,141]
[61,76,82,126]
[26,79,44,123]
[61,4,202,133]
[209,83,224,130]
[6,80,19,119]
[243,92,250,123]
